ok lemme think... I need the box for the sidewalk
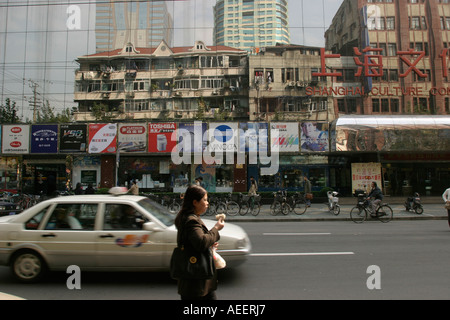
[224,197,448,222]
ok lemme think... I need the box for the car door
[35,203,98,269]
[95,203,165,269]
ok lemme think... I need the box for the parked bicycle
[350,190,393,223]
[237,193,261,216]
[270,190,307,215]
[215,193,240,216]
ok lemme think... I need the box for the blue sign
[31,124,58,153]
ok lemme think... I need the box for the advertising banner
[1,125,30,154]
[177,122,207,153]
[351,162,382,193]
[300,122,329,152]
[118,123,147,153]
[207,122,239,153]
[238,122,269,153]
[148,122,177,153]
[88,123,117,154]
[270,122,299,152]
[60,124,87,153]
[31,124,58,153]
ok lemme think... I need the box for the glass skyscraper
[95,0,173,52]
[213,0,290,51]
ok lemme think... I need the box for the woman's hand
[214,219,225,231]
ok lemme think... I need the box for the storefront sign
[118,123,147,153]
[148,122,177,153]
[1,125,30,154]
[31,124,58,154]
[208,123,239,152]
[88,123,117,153]
[238,122,268,153]
[300,122,328,152]
[60,124,87,153]
[351,162,382,193]
[270,122,299,152]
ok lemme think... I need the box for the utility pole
[28,80,41,122]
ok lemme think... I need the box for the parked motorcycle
[327,190,340,215]
[404,192,423,214]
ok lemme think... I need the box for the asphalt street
[1,218,449,301]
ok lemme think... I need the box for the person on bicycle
[367,181,383,216]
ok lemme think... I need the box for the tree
[35,100,75,123]
[0,98,21,123]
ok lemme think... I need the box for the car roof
[44,194,148,203]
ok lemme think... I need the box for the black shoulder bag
[170,221,214,280]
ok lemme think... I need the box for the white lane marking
[263,233,331,236]
[250,252,354,257]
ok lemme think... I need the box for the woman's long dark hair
[175,184,207,230]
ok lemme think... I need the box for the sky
[0,0,344,120]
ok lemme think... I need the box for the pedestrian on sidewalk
[304,176,312,207]
[442,187,450,227]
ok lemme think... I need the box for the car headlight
[0,206,5,210]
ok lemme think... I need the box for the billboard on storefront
[118,123,147,153]
[1,125,30,154]
[30,124,58,153]
[351,162,382,194]
[270,122,299,152]
[59,124,87,153]
[88,123,117,154]
[238,122,269,153]
[148,122,177,153]
[300,122,329,152]
[177,122,207,153]
[207,123,239,153]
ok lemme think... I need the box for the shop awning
[331,115,450,152]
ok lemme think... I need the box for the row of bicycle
[0,192,42,210]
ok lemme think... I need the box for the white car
[0,193,251,282]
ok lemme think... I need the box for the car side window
[45,204,97,230]
[104,204,145,230]
[25,206,50,230]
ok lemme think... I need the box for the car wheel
[11,250,46,283]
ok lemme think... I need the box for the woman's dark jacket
[176,213,220,297]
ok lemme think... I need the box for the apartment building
[73,41,249,122]
[325,0,450,115]
[213,0,290,51]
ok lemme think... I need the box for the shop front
[331,115,450,197]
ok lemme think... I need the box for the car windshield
[137,198,175,227]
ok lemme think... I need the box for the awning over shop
[331,115,450,152]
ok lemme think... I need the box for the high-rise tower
[213,0,290,51]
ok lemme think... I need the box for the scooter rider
[367,181,383,217]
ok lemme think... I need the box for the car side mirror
[143,221,163,232]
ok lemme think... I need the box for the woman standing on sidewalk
[442,187,450,227]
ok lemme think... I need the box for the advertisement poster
[238,122,269,153]
[351,162,382,194]
[270,122,299,152]
[1,125,30,154]
[177,122,207,153]
[148,122,177,153]
[59,124,87,153]
[207,122,239,153]
[118,123,147,153]
[300,122,329,152]
[31,124,58,154]
[88,123,117,154]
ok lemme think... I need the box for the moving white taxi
[0,193,251,282]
